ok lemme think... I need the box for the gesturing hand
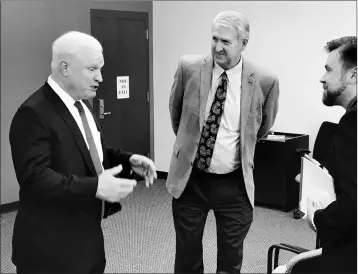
[96,165,137,202]
[129,154,157,187]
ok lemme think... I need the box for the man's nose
[214,43,223,53]
[95,71,103,83]
[319,72,328,84]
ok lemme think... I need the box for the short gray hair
[212,11,250,42]
[50,31,103,70]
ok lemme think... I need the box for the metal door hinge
[147,92,150,102]
[146,29,149,40]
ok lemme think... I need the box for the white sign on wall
[117,76,129,99]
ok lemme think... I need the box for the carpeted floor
[1,179,316,273]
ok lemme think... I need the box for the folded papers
[299,154,336,218]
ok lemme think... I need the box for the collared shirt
[47,76,104,166]
[204,59,243,174]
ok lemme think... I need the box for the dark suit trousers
[172,167,253,274]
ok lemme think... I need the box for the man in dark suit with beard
[307,36,357,273]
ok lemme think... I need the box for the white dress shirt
[47,76,104,167]
[204,59,243,174]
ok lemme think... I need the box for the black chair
[267,121,338,274]
[269,248,322,273]
[310,121,338,164]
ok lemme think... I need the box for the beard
[322,83,346,106]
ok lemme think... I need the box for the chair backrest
[312,121,338,165]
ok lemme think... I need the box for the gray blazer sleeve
[257,78,280,141]
[169,57,184,136]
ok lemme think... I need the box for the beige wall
[153,1,356,171]
[1,1,153,204]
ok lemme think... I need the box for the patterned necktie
[195,71,228,171]
[74,101,105,218]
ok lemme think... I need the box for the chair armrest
[267,244,310,273]
[279,243,310,253]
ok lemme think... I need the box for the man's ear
[352,66,357,83]
[60,61,69,77]
[241,38,248,51]
[347,66,357,84]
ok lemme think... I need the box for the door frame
[90,8,154,160]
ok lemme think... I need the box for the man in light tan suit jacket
[167,11,279,274]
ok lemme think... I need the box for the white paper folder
[299,155,336,218]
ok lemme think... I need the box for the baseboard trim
[1,201,19,213]
[157,171,168,180]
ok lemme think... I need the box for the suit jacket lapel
[43,83,97,175]
[199,56,214,128]
[240,59,255,153]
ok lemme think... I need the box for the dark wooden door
[91,9,150,156]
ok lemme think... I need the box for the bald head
[50,31,104,101]
[51,31,103,72]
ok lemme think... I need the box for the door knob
[103,112,111,116]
